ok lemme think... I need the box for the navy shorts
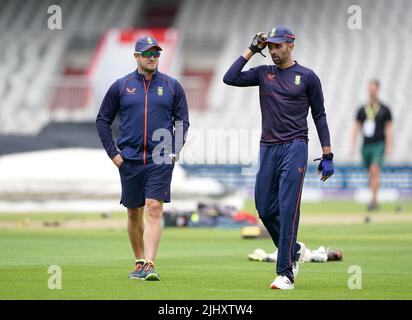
[119,160,174,208]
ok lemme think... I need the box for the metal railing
[181,164,412,191]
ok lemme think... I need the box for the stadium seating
[0,0,140,134]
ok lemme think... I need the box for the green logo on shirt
[294,75,301,85]
[157,86,163,96]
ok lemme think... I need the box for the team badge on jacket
[294,75,301,85]
[126,87,136,94]
[157,86,163,96]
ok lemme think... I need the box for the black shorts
[119,160,174,208]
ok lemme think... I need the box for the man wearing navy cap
[96,36,189,281]
[224,26,334,290]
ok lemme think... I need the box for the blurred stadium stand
[0,0,142,133]
[0,122,103,155]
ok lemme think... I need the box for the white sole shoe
[292,241,306,279]
[270,275,294,290]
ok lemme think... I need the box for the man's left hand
[315,157,334,182]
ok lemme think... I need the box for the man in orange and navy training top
[223,26,333,290]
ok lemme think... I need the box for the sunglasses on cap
[136,51,161,58]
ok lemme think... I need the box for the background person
[352,79,393,211]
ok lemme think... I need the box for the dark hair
[369,79,380,89]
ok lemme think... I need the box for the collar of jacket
[135,69,159,81]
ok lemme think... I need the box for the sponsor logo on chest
[126,87,136,94]
[266,73,276,81]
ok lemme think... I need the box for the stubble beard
[140,62,158,74]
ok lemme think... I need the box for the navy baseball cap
[134,36,162,53]
[264,26,296,44]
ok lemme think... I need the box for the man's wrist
[242,49,255,60]
[110,152,121,160]
[322,153,334,160]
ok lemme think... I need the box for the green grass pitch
[0,201,412,300]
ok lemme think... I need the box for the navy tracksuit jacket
[96,70,189,164]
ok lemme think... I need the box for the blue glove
[314,156,334,182]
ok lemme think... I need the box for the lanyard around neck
[364,103,380,120]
